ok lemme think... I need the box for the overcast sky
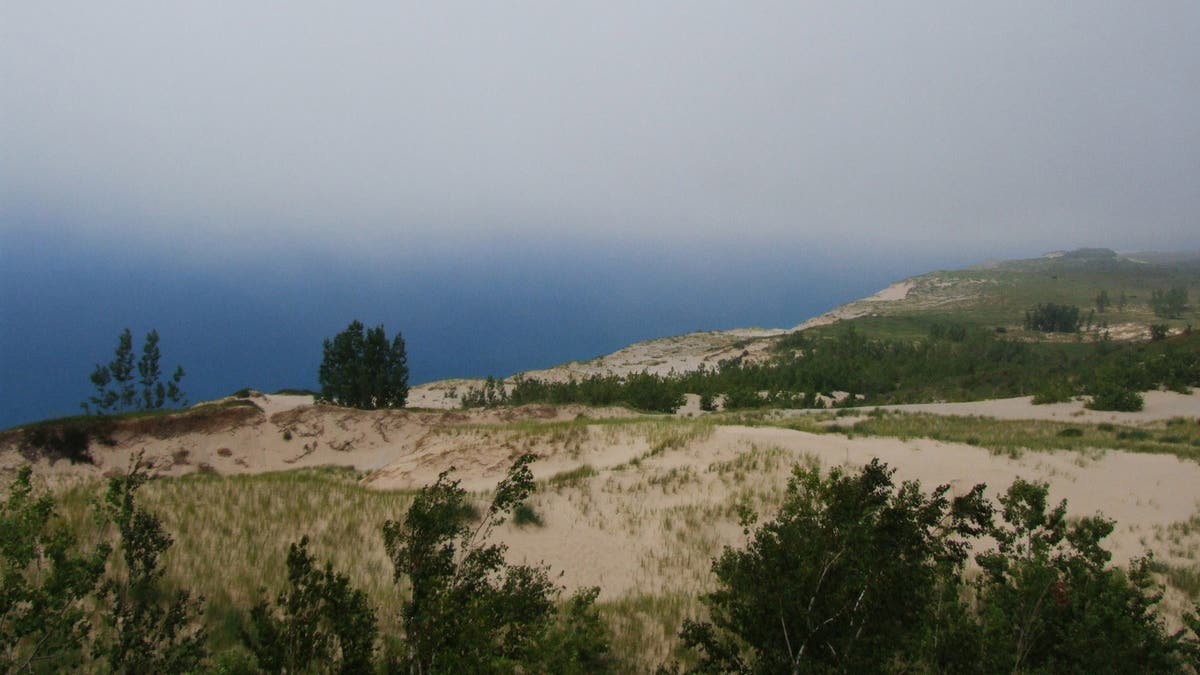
[3,1,1197,265]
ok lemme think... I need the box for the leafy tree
[1096,289,1110,313]
[1024,303,1081,333]
[1086,361,1145,412]
[86,329,186,414]
[1,467,110,672]
[382,454,611,673]
[973,479,1180,672]
[94,453,207,673]
[677,459,991,673]
[623,371,685,413]
[675,462,1191,673]
[1151,287,1188,319]
[243,536,377,674]
[319,321,409,409]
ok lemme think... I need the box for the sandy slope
[831,390,1200,424]
[4,391,1198,616]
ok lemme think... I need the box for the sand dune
[4,390,1198,615]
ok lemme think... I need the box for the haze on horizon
[1,2,1198,426]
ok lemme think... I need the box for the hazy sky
[4,1,1198,264]
[2,3,1200,427]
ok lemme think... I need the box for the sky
[2,2,1199,427]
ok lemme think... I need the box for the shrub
[20,419,101,464]
[243,536,377,673]
[0,467,110,671]
[673,462,1190,673]
[382,455,611,672]
[1087,385,1144,412]
[677,459,991,672]
[1032,378,1074,405]
[513,503,545,527]
[1024,303,1081,333]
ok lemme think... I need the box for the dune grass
[763,410,1200,460]
[49,467,415,647]
[39,457,735,662]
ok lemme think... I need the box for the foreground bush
[673,460,1193,673]
[383,453,611,673]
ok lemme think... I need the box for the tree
[677,459,991,673]
[1,467,110,672]
[94,453,207,673]
[973,479,1180,672]
[1096,289,1110,313]
[1086,361,1145,412]
[319,321,409,409]
[674,461,1190,673]
[243,536,377,674]
[381,454,611,673]
[85,329,186,414]
[1151,287,1188,319]
[1024,303,1081,333]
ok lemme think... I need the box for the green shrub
[1032,378,1074,404]
[1087,386,1144,412]
[513,503,544,527]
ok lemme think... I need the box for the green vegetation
[464,371,686,413]
[83,328,186,414]
[1,466,109,671]
[1152,287,1189,319]
[1,456,206,673]
[1024,302,1081,332]
[318,320,409,409]
[698,326,1198,409]
[98,454,208,672]
[2,456,613,673]
[670,460,1196,672]
[242,536,377,673]
[787,411,1200,461]
[381,453,610,672]
[474,326,1196,416]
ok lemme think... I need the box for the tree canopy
[84,329,186,414]
[673,460,1190,673]
[318,320,409,409]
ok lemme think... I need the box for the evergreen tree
[318,321,408,409]
[138,329,163,410]
[85,329,186,414]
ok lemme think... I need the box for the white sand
[860,390,1200,424]
[4,392,1198,613]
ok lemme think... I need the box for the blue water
[0,229,968,429]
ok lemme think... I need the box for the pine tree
[319,321,408,409]
[138,329,163,410]
[84,329,187,414]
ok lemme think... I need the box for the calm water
[1,230,972,428]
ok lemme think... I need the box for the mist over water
[0,228,964,429]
